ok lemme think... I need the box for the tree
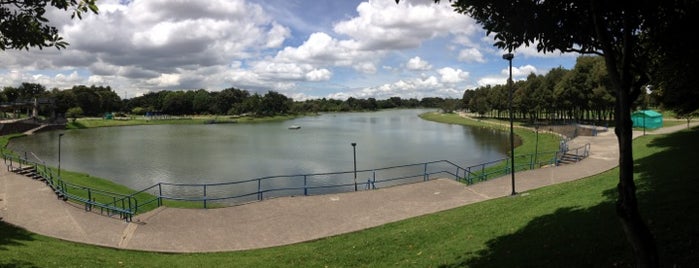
[644,3,699,116]
[17,82,47,101]
[65,106,83,122]
[258,91,292,116]
[397,0,698,266]
[461,89,475,111]
[162,91,192,115]
[1,0,98,50]
[131,107,146,116]
[440,98,459,114]
[470,86,491,117]
[71,85,101,116]
[191,89,212,114]
[2,86,19,102]
[51,88,77,114]
[94,86,122,113]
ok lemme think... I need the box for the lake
[8,109,510,193]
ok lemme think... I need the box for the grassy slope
[419,112,562,155]
[67,115,298,129]
[1,127,696,266]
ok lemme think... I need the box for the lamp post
[351,142,357,191]
[534,121,540,168]
[502,52,517,196]
[58,133,64,178]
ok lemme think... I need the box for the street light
[351,142,357,191]
[58,133,64,178]
[502,51,517,196]
[534,121,540,168]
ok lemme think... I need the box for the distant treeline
[0,84,459,118]
[462,56,658,123]
[1,55,660,121]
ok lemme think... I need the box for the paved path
[1,122,696,253]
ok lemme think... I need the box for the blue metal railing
[3,143,590,220]
[3,153,136,221]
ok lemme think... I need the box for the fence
[3,153,136,221]
[3,143,589,221]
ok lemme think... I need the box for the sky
[0,0,578,101]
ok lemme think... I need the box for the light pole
[58,133,64,178]
[351,142,357,191]
[503,51,517,196]
[534,121,540,168]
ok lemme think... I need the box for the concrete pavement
[1,122,696,253]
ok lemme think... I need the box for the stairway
[11,166,65,199]
[12,166,44,180]
[557,152,583,165]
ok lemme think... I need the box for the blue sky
[0,0,577,100]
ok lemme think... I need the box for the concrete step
[558,153,583,165]
[12,166,36,175]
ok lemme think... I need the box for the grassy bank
[1,127,696,267]
[419,112,562,155]
[420,112,563,179]
[67,114,300,129]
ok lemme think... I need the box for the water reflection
[8,109,509,192]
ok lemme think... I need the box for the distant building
[631,110,663,129]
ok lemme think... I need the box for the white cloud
[266,22,291,48]
[1,0,288,92]
[305,69,332,81]
[0,0,576,100]
[354,62,378,74]
[406,56,432,71]
[476,76,506,87]
[501,64,539,78]
[328,74,463,100]
[333,0,477,50]
[437,67,469,83]
[147,73,181,87]
[275,32,377,67]
[458,48,485,63]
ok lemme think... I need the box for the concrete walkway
[0,122,696,253]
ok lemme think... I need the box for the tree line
[461,55,661,124]
[1,55,669,121]
[0,83,460,119]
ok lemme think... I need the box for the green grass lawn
[419,112,562,155]
[420,112,563,180]
[1,126,696,266]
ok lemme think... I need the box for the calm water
[8,109,509,191]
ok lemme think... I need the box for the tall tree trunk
[614,87,658,268]
[592,1,659,265]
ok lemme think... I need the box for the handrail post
[86,188,92,211]
[372,170,376,189]
[303,175,308,196]
[132,197,137,217]
[157,183,163,207]
[203,185,207,209]
[423,163,428,181]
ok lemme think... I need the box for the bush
[65,107,84,122]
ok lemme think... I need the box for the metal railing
[3,153,136,221]
[3,143,590,220]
